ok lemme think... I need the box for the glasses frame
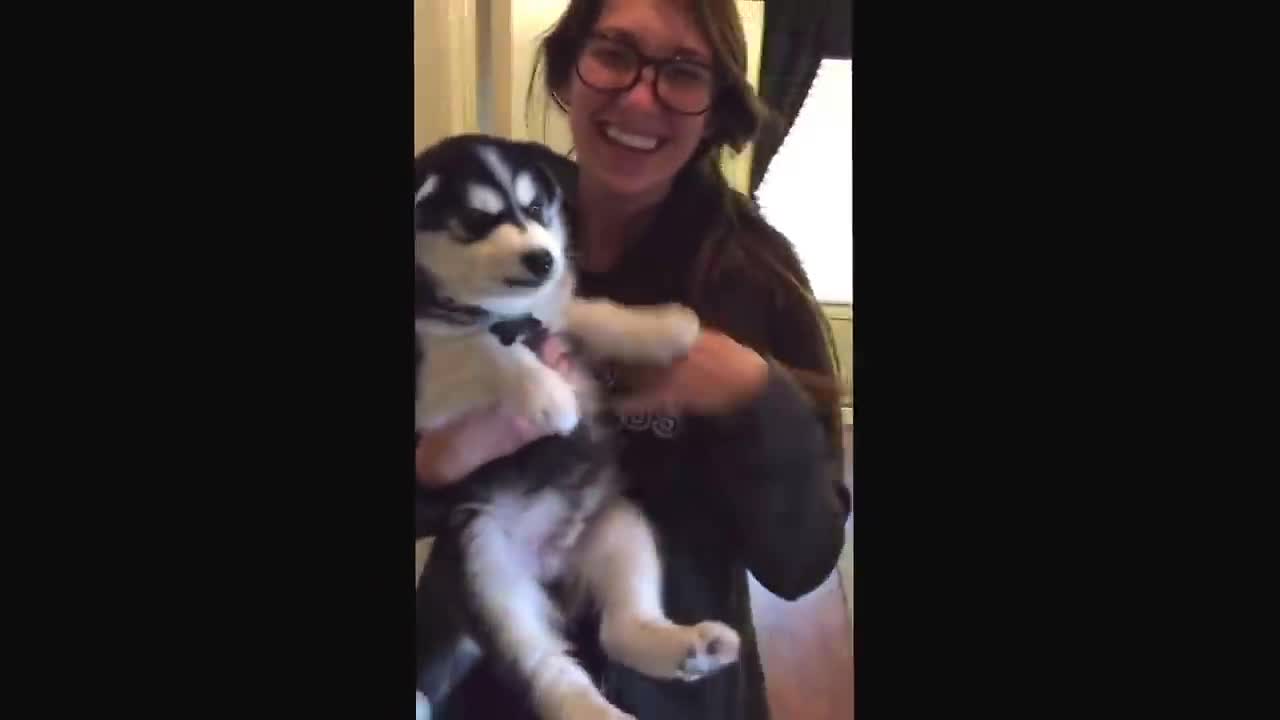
[573,33,720,116]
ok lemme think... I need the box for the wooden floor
[748,427,854,720]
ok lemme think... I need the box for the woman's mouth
[600,123,664,153]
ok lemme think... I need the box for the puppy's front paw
[515,375,580,436]
[643,304,700,361]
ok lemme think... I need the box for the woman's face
[562,0,715,202]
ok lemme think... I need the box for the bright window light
[754,58,852,305]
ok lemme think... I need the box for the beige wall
[721,0,764,194]
[510,0,575,151]
[480,0,574,151]
[822,303,855,416]
[414,0,478,152]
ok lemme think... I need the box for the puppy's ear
[414,147,447,230]
[414,172,449,232]
[537,163,563,207]
[517,140,571,206]
[530,161,564,207]
[416,174,440,205]
[413,147,437,192]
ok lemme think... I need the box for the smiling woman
[472,0,763,196]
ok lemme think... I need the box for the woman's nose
[615,65,662,113]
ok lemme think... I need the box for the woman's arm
[699,288,850,600]
[610,295,849,598]
[701,362,849,600]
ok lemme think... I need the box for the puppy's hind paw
[601,616,739,683]
[676,621,740,682]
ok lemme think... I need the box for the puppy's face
[414,138,569,318]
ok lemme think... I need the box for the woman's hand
[614,329,769,417]
[415,335,577,489]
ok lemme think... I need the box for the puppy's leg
[494,339,581,436]
[564,299,700,365]
[575,498,740,682]
[463,516,633,720]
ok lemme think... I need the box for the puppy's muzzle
[506,249,555,288]
[520,249,554,280]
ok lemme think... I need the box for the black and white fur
[413,135,740,720]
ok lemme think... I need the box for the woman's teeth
[604,124,659,151]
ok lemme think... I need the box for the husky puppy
[414,135,741,720]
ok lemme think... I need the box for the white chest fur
[480,469,616,584]
[415,329,507,432]
[416,311,583,438]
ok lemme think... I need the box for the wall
[414,0,478,152]
[511,0,576,151]
[478,0,574,151]
[822,303,854,421]
[721,0,765,194]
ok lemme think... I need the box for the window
[754,58,853,305]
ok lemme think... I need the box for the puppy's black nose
[520,249,554,279]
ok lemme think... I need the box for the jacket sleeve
[699,289,851,600]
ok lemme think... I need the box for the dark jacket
[416,155,850,720]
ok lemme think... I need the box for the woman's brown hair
[530,0,847,449]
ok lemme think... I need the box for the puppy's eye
[452,207,500,241]
[459,207,496,225]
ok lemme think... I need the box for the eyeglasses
[575,33,718,116]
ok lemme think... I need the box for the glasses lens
[657,62,714,114]
[578,37,638,91]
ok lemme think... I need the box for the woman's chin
[584,163,672,203]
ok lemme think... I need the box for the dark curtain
[749,0,853,194]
